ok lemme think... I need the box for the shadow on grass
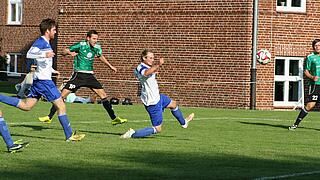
[78,129,122,136]
[0,81,17,94]
[10,125,67,141]
[9,125,177,139]
[239,121,320,131]
[239,121,289,129]
[11,124,52,131]
[10,133,62,141]
[2,150,320,179]
[77,129,177,138]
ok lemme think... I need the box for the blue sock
[0,118,14,148]
[171,106,186,125]
[0,94,20,107]
[58,114,73,139]
[132,127,156,138]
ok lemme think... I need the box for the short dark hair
[312,39,320,51]
[140,49,152,62]
[87,30,98,38]
[39,18,56,35]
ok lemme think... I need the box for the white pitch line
[6,117,294,125]
[121,117,293,122]
[254,170,320,180]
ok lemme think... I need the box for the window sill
[6,22,22,26]
[276,6,306,14]
[6,72,21,77]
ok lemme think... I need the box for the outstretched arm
[99,55,117,72]
[62,48,78,57]
[144,58,164,76]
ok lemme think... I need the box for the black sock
[294,109,308,126]
[48,105,57,119]
[102,98,116,120]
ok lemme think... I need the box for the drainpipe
[250,0,259,109]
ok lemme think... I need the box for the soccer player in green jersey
[289,39,320,130]
[39,30,127,125]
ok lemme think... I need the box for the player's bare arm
[144,58,164,76]
[99,55,117,72]
[305,70,318,81]
[62,48,78,57]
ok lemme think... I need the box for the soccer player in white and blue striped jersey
[121,49,194,138]
[0,18,84,141]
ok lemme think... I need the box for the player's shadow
[11,124,52,131]
[77,129,178,139]
[2,149,24,153]
[289,126,320,131]
[152,135,182,139]
[78,129,122,136]
[239,121,289,129]
[10,133,62,141]
[239,121,320,131]
[124,135,178,139]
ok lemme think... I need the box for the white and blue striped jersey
[26,36,55,80]
[134,62,160,106]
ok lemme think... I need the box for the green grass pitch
[1,92,320,179]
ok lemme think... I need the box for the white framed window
[6,53,22,77]
[7,0,23,25]
[274,56,304,107]
[276,0,306,13]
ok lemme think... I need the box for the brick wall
[0,0,58,70]
[257,1,319,109]
[2,0,317,109]
[57,0,253,108]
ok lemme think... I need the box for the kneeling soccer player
[121,49,194,138]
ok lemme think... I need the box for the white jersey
[26,36,54,80]
[134,62,160,106]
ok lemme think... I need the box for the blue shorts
[27,80,61,102]
[145,94,172,126]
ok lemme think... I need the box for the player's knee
[305,106,311,111]
[25,106,33,111]
[100,93,107,99]
[305,103,316,111]
[18,102,33,111]
[21,106,32,111]
[55,102,66,112]
[170,100,177,109]
[96,90,107,99]
[59,103,66,111]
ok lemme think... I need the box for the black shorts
[306,84,320,102]
[63,72,103,92]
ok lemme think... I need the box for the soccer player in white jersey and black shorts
[38,30,127,125]
[0,18,85,142]
[120,49,194,138]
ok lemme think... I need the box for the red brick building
[0,0,315,109]
[0,0,58,78]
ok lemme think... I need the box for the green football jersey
[69,40,102,72]
[305,52,320,85]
